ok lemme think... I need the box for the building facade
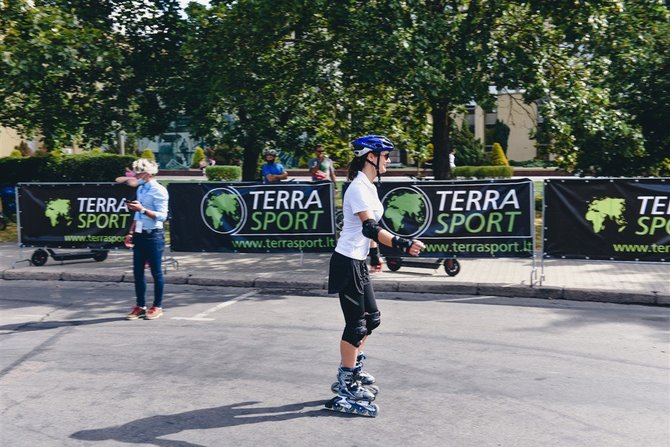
[462,91,542,161]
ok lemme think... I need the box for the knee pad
[342,318,368,347]
[365,311,381,334]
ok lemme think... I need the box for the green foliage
[0,0,185,149]
[212,144,243,166]
[140,149,155,160]
[191,147,206,169]
[205,165,241,181]
[509,159,557,168]
[9,150,22,157]
[451,123,486,166]
[506,0,670,176]
[0,153,135,186]
[489,143,510,166]
[453,166,514,179]
[2,0,666,177]
[492,120,510,154]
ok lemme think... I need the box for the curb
[2,268,668,306]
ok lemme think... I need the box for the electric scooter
[385,256,461,276]
[30,248,109,266]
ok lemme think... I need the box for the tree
[0,0,185,149]
[451,121,485,166]
[500,0,669,176]
[181,1,322,180]
[322,0,512,179]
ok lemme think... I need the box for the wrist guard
[391,236,414,253]
[369,246,381,266]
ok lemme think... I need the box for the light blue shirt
[134,179,169,230]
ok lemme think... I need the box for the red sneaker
[145,306,163,320]
[125,306,146,320]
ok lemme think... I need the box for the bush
[489,142,510,166]
[0,153,136,186]
[453,165,513,178]
[140,149,155,160]
[509,159,557,168]
[451,122,486,166]
[191,146,206,169]
[205,165,242,181]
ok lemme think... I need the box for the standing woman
[325,135,425,417]
[124,159,170,320]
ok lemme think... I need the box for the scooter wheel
[93,250,108,262]
[31,249,49,267]
[386,257,402,272]
[444,259,460,277]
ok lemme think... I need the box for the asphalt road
[1,281,668,447]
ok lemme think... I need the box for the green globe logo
[381,187,431,238]
[44,198,72,227]
[585,197,627,233]
[201,188,246,234]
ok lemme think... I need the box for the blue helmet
[351,135,394,157]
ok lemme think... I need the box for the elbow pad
[362,219,381,242]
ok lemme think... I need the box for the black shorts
[327,251,369,295]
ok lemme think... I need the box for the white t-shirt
[335,171,383,260]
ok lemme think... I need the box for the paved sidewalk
[1,243,668,305]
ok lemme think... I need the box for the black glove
[369,246,381,267]
[392,236,414,253]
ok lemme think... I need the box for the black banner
[371,179,534,258]
[18,183,136,248]
[544,178,670,261]
[168,182,336,252]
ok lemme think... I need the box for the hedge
[0,153,137,186]
[452,165,514,178]
[205,165,242,181]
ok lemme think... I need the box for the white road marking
[172,290,256,321]
[439,296,499,302]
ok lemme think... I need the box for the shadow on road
[71,400,340,446]
[0,317,122,333]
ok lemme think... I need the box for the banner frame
[16,181,133,250]
[539,177,670,285]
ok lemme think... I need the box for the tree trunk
[241,142,262,181]
[431,105,452,180]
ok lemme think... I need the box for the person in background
[325,135,425,417]
[124,159,170,321]
[261,148,288,183]
[308,144,337,183]
[115,165,138,187]
[449,149,456,169]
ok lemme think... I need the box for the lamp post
[118,130,127,155]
